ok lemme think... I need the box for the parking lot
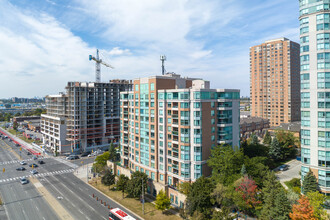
[276,159,302,187]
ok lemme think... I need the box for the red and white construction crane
[89,49,114,83]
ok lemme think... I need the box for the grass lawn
[90,178,180,220]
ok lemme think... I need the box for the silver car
[20,177,28,185]
[30,169,38,175]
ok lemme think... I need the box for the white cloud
[107,47,131,56]
[0,0,300,97]
[0,0,95,97]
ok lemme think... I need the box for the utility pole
[142,178,145,215]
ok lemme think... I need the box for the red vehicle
[109,208,136,220]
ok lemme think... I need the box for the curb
[88,181,145,220]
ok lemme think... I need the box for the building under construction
[41,80,132,154]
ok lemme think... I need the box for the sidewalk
[74,164,145,220]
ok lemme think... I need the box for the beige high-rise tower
[250,38,301,127]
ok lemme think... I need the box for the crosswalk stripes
[0,168,75,183]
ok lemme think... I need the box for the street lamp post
[142,178,144,215]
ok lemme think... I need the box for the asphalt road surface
[0,137,140,220]
[0,138,58,220]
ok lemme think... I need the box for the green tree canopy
[269,137,282,161]
[207,144,244,186]
[306,191,327,219]
[263,130,272,145]
[302,170,318,195]
[260,172,291,220]
[127,171,148,198]
[116,174,129,199]
[101,169,115,186]
[186,176,215,217]
[108,143,117,162]
[155,189,171,213]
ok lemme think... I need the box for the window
[150,83,155,91]
[300,26,309,34]
[301,36,309,44]
[317,43,330,50]
[301,55,309,62]
[160,174,164,181]
[193,102,201,108]
[301,45,309,52]
[135,84,139,91]
[301,73,310,81]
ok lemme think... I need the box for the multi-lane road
[0,137,140,220]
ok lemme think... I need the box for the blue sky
[0,0,300,98]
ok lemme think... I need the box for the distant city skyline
[0,0,299,98]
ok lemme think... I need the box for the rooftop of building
[240,117,269,124]
[268,121,301,133]
[136,72,201,81]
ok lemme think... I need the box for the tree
[212,183,227,206]
[269,137,282,161]
[178,182,191,195]
[101,169,115,186]
[302,170,318,194]
[13,121,18,136]
[248,133,259,145]
[127,171,148,198]
[116,174,129,199]
[186,176,215,217]
[240,164,247,176]
[155,189,171,214]
[273,189,292,220]
[287,189,300,205]
[95,151,110,167]
[93,151,110,173]
[208,144,244,186]
[234,176,261,216]
[263,130,272,145]
[307,191,327,220]
[289,196,317,220]
[108,143,117,162]
[244,157,269,187]
[212,208,235,220]
[275,129,298,159]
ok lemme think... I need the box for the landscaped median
[89,178,180,220]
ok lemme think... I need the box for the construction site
[41,49,132,154]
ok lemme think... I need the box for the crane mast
[89,49,114,83]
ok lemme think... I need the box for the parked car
[20,161,27,165]
[30,169,38,175]
[27,152,31,155]
[81,152,91,157]
[16,167,26,171]
[33,156,38,160]
[16,143,20,147]
[29,163,38,168]
[279,164,289,171]
[38,160,45,164]
[66,155,79,160]
[20,177,28,185]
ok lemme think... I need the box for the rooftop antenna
[160,55,166,75]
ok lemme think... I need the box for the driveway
[276,159,301,188]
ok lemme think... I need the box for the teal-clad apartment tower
[300,0,330,193]
[118,73,240,206]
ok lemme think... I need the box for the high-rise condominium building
[299,0,330,194]
[41,80,132,154]
[119,73,240,206]
[250,38,300,127]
